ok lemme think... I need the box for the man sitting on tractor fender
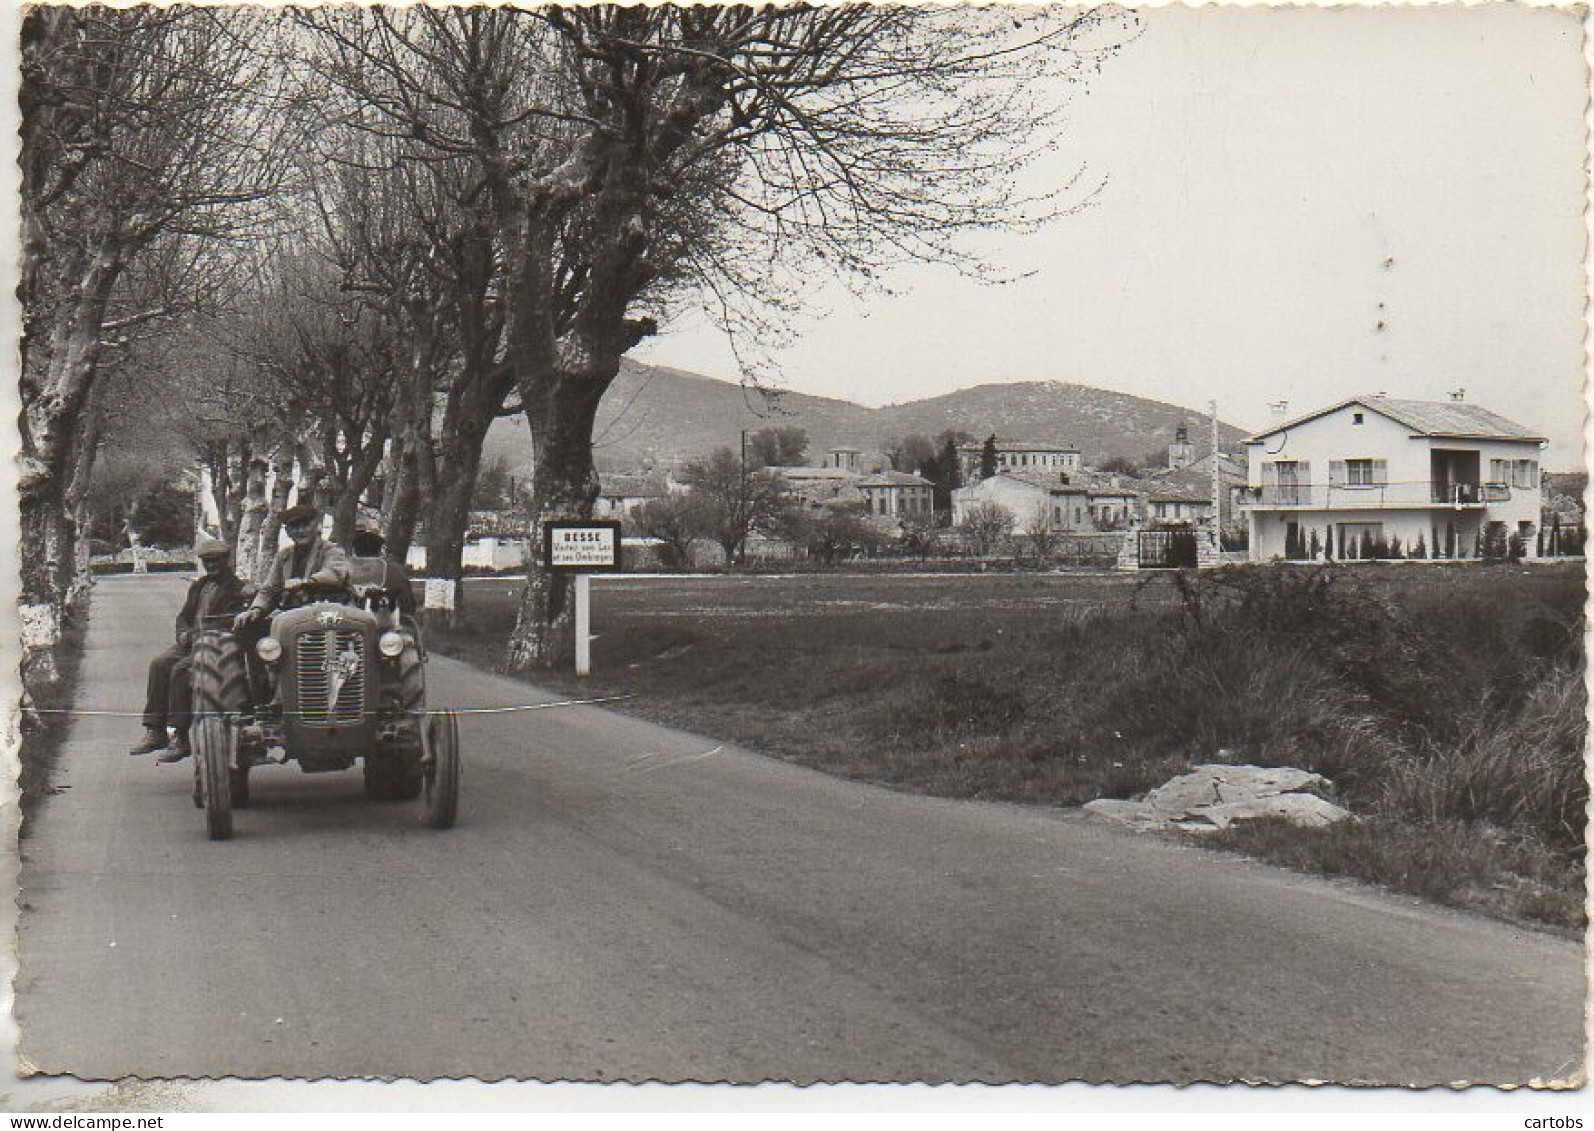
[130,537,249,764]
[233,504,351,631]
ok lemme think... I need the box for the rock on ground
[1085,763,1351,833]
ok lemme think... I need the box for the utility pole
[1209,400,1222,543]
[739,429,749,567]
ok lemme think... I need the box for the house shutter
[1371,459,1387,485]
[1261,462,1278,486]
[1297,461,1311,486]
[1329,460,1346,486]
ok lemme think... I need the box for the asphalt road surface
[17,575,1585,1084]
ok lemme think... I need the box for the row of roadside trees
[19,4,1135,685]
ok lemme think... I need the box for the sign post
[574,574,591,676]
[543,520,623,677]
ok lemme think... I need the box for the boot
[157,732,191,765]
[129,727,168,756]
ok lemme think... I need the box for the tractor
[185,569,460,840]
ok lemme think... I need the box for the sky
[634,6,1590,468]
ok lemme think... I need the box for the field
[430,563,1587,930]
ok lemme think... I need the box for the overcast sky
[635,5,1589,468]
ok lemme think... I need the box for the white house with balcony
[1243,395,1546,562]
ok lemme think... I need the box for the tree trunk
[330,439,387,545]
[234,445,271,582]
[19,231,126,659]
[19,480,66,686]
[254,450,297,584]
[420,437,483,624]
[506,374,607,671]
[62,384,105,610]
[383,430,433,565]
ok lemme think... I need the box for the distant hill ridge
[485,359,1246,474]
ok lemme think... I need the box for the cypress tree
[979,434,999,481]
[1308,529,1321,560]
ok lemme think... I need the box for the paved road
[17,575,1585,1084]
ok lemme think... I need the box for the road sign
[543,521,623,573]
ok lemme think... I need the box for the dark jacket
[347,555,417,617]
[176,572,250,645]
[250,537,351,614]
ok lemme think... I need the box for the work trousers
[141,644,193,734]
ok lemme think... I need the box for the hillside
[483,361,1246,473]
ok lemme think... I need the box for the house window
[1353,412,1364,425]
[1343,459,1386,487]
[1490,459,1538,489]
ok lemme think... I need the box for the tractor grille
[295,629,367,726]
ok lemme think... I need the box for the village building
[1070,471,1141,531]
[956,438,1082,481]
[1165,423,1196,470]
[770,465,865,509]
[855,470,934,524]
[952,469,1141,534]
[591,472,669,521]
[1144,477,1214,526]
[1242,394,1546,561]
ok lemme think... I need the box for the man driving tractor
[129,537,249,763]
[233,503,351,632]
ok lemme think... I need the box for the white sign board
[544,522,622,572]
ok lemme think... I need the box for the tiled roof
[985,470,1089,494]
[857,470,932,488]
[1366,397,1544,440]
[1248,396,1544,443]
[1150,468,1225,499]
[956,439,1078,453]
[597,473,667,498]
[1071,470,1145,497]
[772,466,864,481]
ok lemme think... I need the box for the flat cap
[195,537,232,559]
[280,503,321,527]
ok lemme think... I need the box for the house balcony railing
[1245,481,1512,509]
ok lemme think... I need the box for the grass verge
[428,564,1586,930]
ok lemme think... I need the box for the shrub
[1381,665,1587,851]
[870,670,1026,746]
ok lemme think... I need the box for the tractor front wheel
[193,717,233,841]
[421,711,461,830]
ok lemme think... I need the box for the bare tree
[19,7,289,677]
[745,426,809,470]
[1024,501,1061,565]
[960,501,1016,559]
[293,5,1134,667]
[631,494,706,571]
[678,448,792,566]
